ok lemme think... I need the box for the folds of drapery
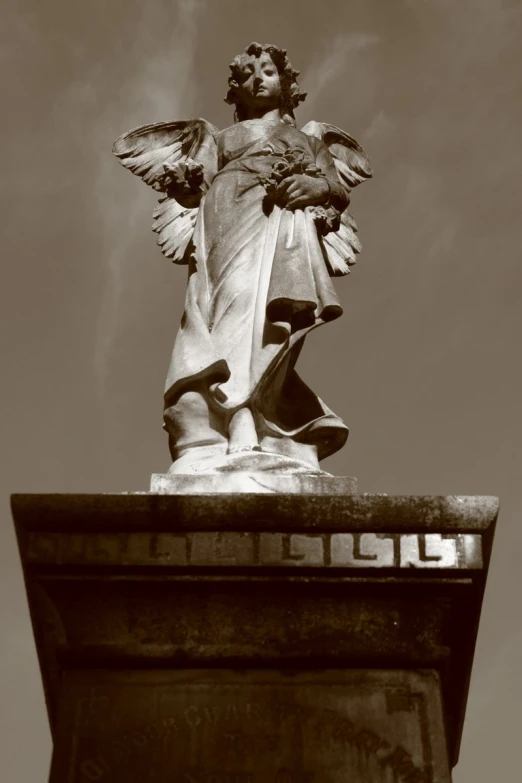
[164,139,348,460]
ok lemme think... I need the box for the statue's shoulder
[294,125,319,145]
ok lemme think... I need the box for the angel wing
[301,121,372,276]
[112,118,218,264]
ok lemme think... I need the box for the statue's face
[235,52,282,114]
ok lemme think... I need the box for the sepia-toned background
[1,0,521,779]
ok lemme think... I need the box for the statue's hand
[156,159,204,198]
[276,174,330,210]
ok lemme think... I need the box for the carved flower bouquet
[260,145,341,235]
[156,158,205,202]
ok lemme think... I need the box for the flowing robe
[164,119,351,466]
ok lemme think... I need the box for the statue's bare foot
[227,407,261,454]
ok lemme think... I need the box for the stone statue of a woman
[113,42,372,476]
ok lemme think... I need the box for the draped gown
[163,118,351,470]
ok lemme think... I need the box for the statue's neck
[243,107,283,124]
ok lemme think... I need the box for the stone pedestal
[12,492,497,782]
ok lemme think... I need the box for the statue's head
[225,42,307,125]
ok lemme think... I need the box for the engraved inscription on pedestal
[51,670,451,783]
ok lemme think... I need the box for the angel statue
[113,42,372,476]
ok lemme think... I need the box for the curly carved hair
[224,42,307,125]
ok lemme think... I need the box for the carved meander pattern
[27,531,482,569]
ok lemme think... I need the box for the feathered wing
[301,120,372,276]
[112,119,219,264]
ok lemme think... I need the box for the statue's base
[166,445,332,477]
[151,472,357,494]
[12,492,497,782]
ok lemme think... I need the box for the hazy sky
[1,0,521,780]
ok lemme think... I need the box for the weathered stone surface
[150,471,358,494]
[24,529,482,569]
[11,492,499,533]
[12,492,497,774]
[50,670,450,783]
[113,42,372,473]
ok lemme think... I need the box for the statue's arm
[156,132,218,207]
[301,121,372,276]
[313,138,351,213]
[113,119,219,263]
